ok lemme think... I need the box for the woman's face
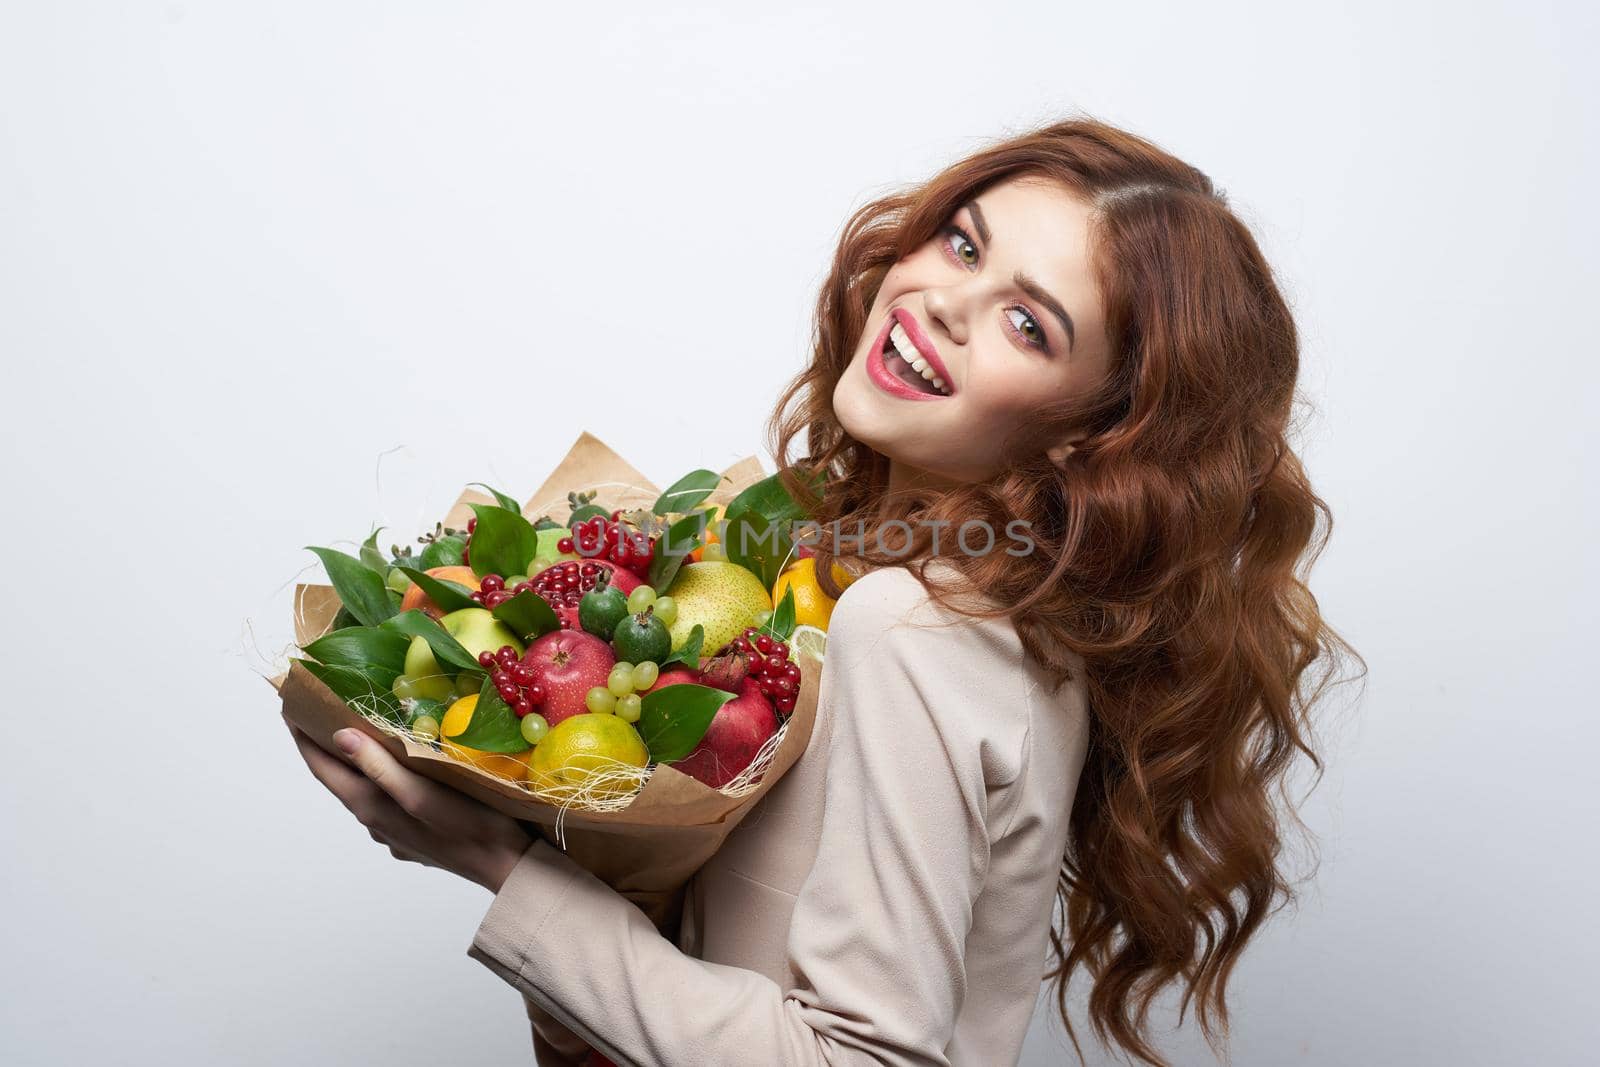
[833,175,1112,487]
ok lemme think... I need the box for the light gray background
[2,2,1595,1064]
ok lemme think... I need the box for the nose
[920,285,968,347]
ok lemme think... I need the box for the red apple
[522,629,616,727]
[648,670,778,789]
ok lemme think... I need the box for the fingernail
[334,730,362,755]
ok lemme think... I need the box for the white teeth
[885,320,953,396]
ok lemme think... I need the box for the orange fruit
[771,558,853,632]
[399,565,478,620]
[440,695,531,780]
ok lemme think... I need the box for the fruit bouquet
[273,433,839,929]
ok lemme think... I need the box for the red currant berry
[477,651,495,668]
[557,537,575,554]
[755,634,774,654]
[467,518,477,533]
[527,682,546,703]
[513,697,532,717]
[495,646,518,666]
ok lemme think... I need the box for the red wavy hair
[767,114,1366,1065]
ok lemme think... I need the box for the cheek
[958,366,1053,435]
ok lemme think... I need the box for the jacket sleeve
[467,567,1027,1067]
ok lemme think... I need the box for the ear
[1045,433,1085,466]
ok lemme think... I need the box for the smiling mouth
[881,322,951,396]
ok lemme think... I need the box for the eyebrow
[963,199,1077,353]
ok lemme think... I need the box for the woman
[288,115,1362,1066]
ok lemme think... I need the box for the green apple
[529,527,579,573]
[440,607,525,660]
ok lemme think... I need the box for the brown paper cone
[277,432,815,929]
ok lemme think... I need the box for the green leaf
[444,676,533,753]
[307,546,397,627]
[492,589,561,642]
[724,471,812,527]
[405,697,447,728]
[302,625,410,679]
[379,610,480,675]
[764,587,797,642]
[647,512,707,591]
[660,624,704,670]
[723,511,793,591]
[638,682,735,763]
[295,659,403,724]
[359,528,388,573]
[398,567,479,614]
[468,503,539,578]
[470,483,524,514]
[652,469,721,516]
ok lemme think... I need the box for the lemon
[771,558,854,632]
[440,694,532,780]
[663,561,773,657]
[527,713,650,800]
[789,624,827,665]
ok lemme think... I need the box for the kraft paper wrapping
[273,432,819,930]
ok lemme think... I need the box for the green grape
[385,568,412,594]
[653,596,678,627]
[616,693,642,723]
[608,664,636,697]
[701,542,728,563]
[391,675,422,701]
[627,585,658,613]
[411,714,441,742]
[455,672,481,697]
[631,661,659,690]
[586,686,617,714]
[520,713,550,745]
[503,574,529,590]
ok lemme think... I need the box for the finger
[292,728,399,826]
[333,729,451,826]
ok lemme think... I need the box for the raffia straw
[350,699,798,847]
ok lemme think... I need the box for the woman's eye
[941,224,1049,353]
[1006,307,1046,350]
[944,225,979,266]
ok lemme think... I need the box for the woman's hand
[285,716,533,894]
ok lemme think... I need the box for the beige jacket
[468,565,1092,1066]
